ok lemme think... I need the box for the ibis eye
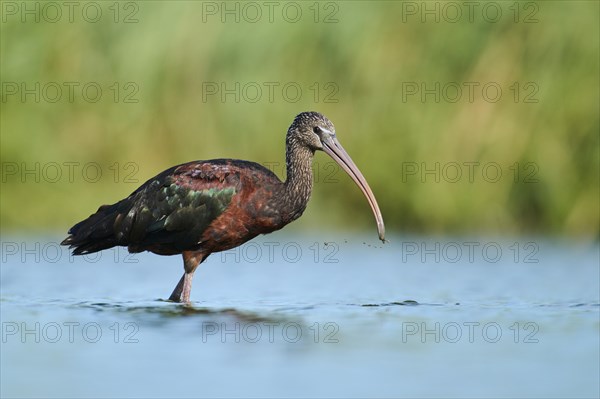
[313,126,322,134]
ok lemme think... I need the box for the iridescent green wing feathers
[63,161,239,255]
[118,163,238,252]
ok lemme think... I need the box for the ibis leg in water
[61,112,385,303]
[168,251,205,302]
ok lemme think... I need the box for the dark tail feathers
[61,200,130,255]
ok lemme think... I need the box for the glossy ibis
[61,112,385,302]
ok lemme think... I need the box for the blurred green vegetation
[1,1,598,237]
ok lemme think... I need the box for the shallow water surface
[1,235,598,398]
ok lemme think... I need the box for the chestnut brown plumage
[61,112,385,302]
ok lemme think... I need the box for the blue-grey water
[1,234,598,398]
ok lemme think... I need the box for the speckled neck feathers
[279,131,315,222]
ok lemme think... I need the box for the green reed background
[1,1,598,237]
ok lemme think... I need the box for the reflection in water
[70,300,304,338]
[76,299,294,323]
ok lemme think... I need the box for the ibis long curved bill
[321,135,386,242]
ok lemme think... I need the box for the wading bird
[62,112,385,302]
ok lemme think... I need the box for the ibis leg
[168,273,189,302]
[168,251,206,303]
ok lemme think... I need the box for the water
[1,235,598,398]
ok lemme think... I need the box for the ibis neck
[282,137,314,221]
